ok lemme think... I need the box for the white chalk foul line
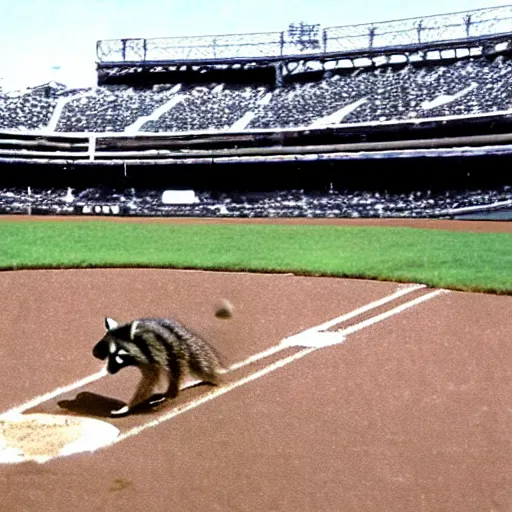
[282,288,448,348]
[1,368,108,418]
[339,288,449,337]
[288,283,426,336]
[112,286,448,446]
[227,283,425,371]
[224,344,284,373]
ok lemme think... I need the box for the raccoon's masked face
[93,317,137,374]
[106,343,136,374]
[93,337,137,374]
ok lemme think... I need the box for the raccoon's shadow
[58,392,167,418]
[58,392,125,418]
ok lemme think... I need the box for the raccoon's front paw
[110,405,130,417]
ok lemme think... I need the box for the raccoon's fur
[93,316,225,416]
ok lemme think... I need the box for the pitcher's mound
[0,413,119,464]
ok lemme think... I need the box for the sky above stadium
[1,0,510,89]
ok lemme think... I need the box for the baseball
[215,298,234,319]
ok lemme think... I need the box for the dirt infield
[0,217,511,511]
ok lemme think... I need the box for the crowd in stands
[139,85,268,132]
[0,185,510,218]
[55,85,178,132]
[0,85,57,131]
[1,56,512,133]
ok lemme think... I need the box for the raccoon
[93,316,225,417]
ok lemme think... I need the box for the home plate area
[0,413,119,464]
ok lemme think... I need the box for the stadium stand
[0,5,511,219]
[54,85,179,133]
[0,84,59,131]
[140,85,268,133]
[1,56,512,133]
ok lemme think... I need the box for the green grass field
[1,219,511,295]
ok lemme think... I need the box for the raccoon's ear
[105,317,119,331]
[129,320,140,340]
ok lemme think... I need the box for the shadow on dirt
[58,392,167,417]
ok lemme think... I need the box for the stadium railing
[97,5,512,64]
